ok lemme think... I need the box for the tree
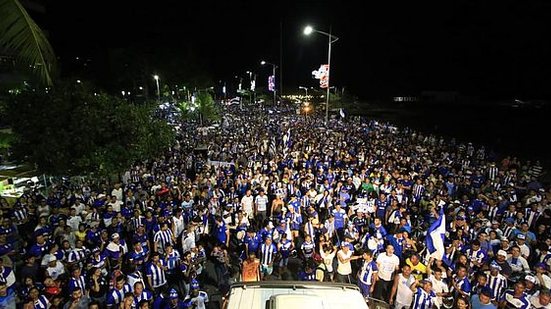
[6,81,175,176]
[0,0,57,86]
[195,91,220,125]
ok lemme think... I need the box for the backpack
[316,263,330,282]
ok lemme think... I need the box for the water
[357,102,551,182]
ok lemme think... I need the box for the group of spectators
[0,102,550,309]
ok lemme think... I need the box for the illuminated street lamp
[303,25,339,126]
[298,86,309,98]
[153,74,160,102]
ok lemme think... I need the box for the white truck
[223,281,369,309]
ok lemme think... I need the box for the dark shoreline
[350,101,551,184]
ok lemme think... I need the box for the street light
[298,86,309,97]
[261,60,278,106]
[303,25,339,126]
[153,74,160,102]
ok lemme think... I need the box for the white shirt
[337,249,353,275]
[67,216,83,232]
[241,195,254,215]
[529,291,551,309]
[535,274,551,290]
[108,200,123,213]
[376,253,400,281]
[429,275,449,308]
[111,188,124,202]
[396,273,415,305]
[173,215,185,238]
[320,249,336,273]
[255,195,269,212]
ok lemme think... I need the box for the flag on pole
[282,128,291,158]
[312,64,329,89]
[268,75,275,92]
[425,208,447,262]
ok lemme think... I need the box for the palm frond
[0,0,56,85]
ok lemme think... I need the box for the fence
[367,297,391,309]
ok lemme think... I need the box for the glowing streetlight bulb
[303,25,313,35]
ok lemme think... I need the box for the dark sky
[41,0,551,99]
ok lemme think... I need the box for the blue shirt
[470,295,497,309]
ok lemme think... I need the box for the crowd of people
[0,102,550,309]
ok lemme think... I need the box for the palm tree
[0,0,57,86]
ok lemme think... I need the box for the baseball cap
[505,218,515,224]
[111,233,120,240]
[524,275,537,284]
[313,254,323,263]
[169,288,179,299]
[516,234,526,240]
[341,241,350,247]
[497,250,508,257]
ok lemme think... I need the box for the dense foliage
[6,82,175,176]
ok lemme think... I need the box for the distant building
[421,91,459,103]
[392,96,418,103]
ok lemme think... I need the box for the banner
[312,64,329,89]
[268,75,275,92]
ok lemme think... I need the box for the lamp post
[246,71,254,105]
[303,25,339,126]
[153,74,160,102]
[298,86,309,98]
[261,60,278,106]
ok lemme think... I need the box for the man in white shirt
[254,190,269,225]
[108,195,123,213]
[111,183,124,202]
[428,267,449,308]
[374,244,400,302]
[529,289,551,309]
[241,190,254,219]
[336,242,361,283]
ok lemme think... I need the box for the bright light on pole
[303,25,339,126]
[153,74,160,102]
[299,86,308,97]
[261,60,278,106]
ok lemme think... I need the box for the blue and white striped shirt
[411,287,436,309]
[359,260,378,285]
[486,272,507,300]
[153,229,174,253]
[260,244,277,266]
[68,275,87,293]
[132,290,153,308]
[146,261,167,288]
[33,295,50,309]
[107,283,132,307]
[165,250,181,274]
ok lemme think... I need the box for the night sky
[41,0,551,99]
